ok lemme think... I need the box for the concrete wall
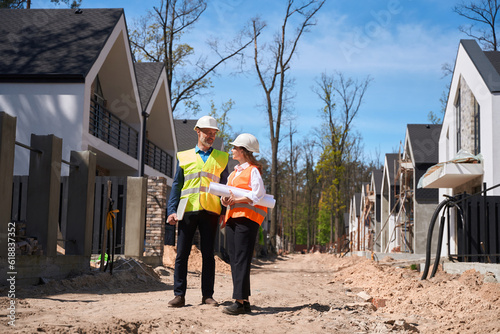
[124,177,147,257]
[0,255,90,286]
[413,202,439,254]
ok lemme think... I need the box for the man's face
[197,128,217,148]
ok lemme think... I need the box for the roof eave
[0,74,85,83]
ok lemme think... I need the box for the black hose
[430,214,446,278]
[421,198,449,280]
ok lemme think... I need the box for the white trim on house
[439,40,500,196]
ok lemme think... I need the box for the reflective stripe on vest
[184,171,220,183]
[178,148,228,214]
[225,165,267,225]
[181,186,209,196]
[229,203,267,218]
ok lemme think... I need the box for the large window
[473,97,480,155]
[455,89,461,152]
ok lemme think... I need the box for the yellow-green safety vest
[178,148,229,214]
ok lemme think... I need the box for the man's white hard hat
[230,133,260,153]
[194,116,219,131]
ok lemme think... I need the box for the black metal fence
[456,193,500,264]
[11,176,128,256]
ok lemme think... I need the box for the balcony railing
[145,139,174,178]
[89,99,139,159]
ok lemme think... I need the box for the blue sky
[34,0,469,165]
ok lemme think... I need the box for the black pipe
[430,214,446,278]
[421,198,448,280]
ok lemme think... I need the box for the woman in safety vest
[221,133,267,315]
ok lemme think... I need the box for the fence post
[0,112,16,258]
[124,177,147,257]
[65,151,96,256]
[26,134,62,257]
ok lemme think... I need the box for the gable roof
[0,8,123,82]
[135,62,165,111]
[484,51,500,77]
[354,193,361,216]
[384,153,400,186]
[406,124,442,164]
[371,169,383,194]
[460,39,500,93]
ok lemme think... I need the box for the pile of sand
[162,245,232,274]
[326,255,500,333]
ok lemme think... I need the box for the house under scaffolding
[393,150,415,253]
[383,124,442,254]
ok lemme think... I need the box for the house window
[473,98,480,155]
[455,88,461,152]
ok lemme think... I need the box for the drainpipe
[140,111,149,177]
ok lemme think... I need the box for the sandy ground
[1,246,499,333]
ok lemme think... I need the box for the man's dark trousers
[173,210,219,298]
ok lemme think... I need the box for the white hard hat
[230,133,260,153]
[194,116,219,131]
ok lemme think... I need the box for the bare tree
[302,138,319,251]
[454,0,500,50]
[251,0,325,253]
[130,0,262,116]
[314,72,371,252]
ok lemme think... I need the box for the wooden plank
[19,175,28,221]
[92,177,104,254]
[100,180,111,271]
[11,176,21,221]
[60,176,69,246]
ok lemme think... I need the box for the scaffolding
[388,144,415,253]
[356,184,375,252]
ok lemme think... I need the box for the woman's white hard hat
[230,133,260,153]
[194,116,219,131]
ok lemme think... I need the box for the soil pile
[0,252,498,333]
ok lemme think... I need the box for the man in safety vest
[166,115,229,308]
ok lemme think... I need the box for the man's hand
[167,213,178,225]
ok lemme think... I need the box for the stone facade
[457,76,478,155]
[144,177,167,257]
[455,76,483,194]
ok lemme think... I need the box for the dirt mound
[18,257,164,297]
[329,255,500,333]
[163,245,232,274]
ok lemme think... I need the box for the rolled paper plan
[208,182,276,208]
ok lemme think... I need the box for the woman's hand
[221,190,252,207]
[221,190,236,206]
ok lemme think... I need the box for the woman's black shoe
[223,301,248,315]
[243,301,251,313]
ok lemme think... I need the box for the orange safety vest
[224,165,267,225]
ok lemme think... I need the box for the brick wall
[144,177,167,256]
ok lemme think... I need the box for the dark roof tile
[406,124,441,164]
[135,62,164,111]
[0,8,123,81]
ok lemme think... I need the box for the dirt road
[1,248,499,333]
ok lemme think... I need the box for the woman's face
[231,146,244,162]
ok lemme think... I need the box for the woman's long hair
[241,147,263,175]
